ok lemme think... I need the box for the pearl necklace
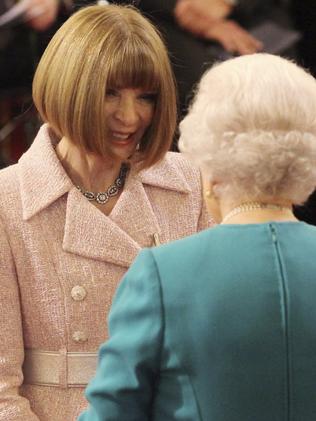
[76,163,129,205]
[222,201,292,224]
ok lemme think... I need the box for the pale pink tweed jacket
[0,125,212,421]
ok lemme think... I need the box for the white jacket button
[72,331,88,343]
[71,285,87,301]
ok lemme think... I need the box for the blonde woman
[0,5,211,421]
[79,54,316,421]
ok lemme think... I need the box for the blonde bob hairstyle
[179,53,316,205]
[33,4,177,170]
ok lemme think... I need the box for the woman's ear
[202,176,222,224]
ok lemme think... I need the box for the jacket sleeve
[78,249,163,421]
[0,216,39,421]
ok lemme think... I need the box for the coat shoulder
[0,164,21,235]
[164,152,200,177]
[0,163,20,205]
[152,225,213,259]
[162,152,202,190]
[139,151,203,196]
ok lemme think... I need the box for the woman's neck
[55,137,123,192]
[221,201,297,225]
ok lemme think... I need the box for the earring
[205,190,213,198]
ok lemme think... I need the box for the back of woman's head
[33,4,177,169]
[179,53,316,204]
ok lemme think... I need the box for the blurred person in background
[0,0,70,167]
[133,0,290,117]
[0,0,68,92]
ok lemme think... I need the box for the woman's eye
[139,93,157,103]
[106,89,118,97]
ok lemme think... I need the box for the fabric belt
[23,349,98,388]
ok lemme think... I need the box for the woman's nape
[202,179,296,225]
[179,53,316,224]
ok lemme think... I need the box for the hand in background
[205,19,263,54]
[174,0,263,55]
[24,0,60,31]
[174,0,232,37]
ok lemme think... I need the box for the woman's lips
[111,131,136,146]
[112,132,131,140]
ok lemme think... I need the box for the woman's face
[104,87,156,162]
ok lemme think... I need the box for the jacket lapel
[19,126,192,267]
[62,169,166,267]
[109,172,162,247]
[62,159,191,267]
[63,187,142,268]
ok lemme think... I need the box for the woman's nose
[114,98,138,126]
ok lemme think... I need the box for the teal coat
[79,222,316,421]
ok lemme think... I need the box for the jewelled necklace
[76,163,129,205]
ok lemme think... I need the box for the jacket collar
[18,124,73,221]
[18,125,191,267]
[18,125,191,221]
[63,180,155,267]
[62,160,192,267]
[136,154,192,194]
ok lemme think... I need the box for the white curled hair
[179,53,316,204]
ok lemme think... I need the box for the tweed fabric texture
[0,124,212,421]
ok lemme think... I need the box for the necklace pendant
[96,192,109,204]
[83,191,95,201]
[116,178,123,188]
[108,185,119,197]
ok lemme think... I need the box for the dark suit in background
[135,1,291,117]
[290,1,316,226]
[291,0,316,77]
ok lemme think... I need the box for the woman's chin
[109,141,138,161]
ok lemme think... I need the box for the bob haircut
[179,53,316,205]
[33,4,177,170]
